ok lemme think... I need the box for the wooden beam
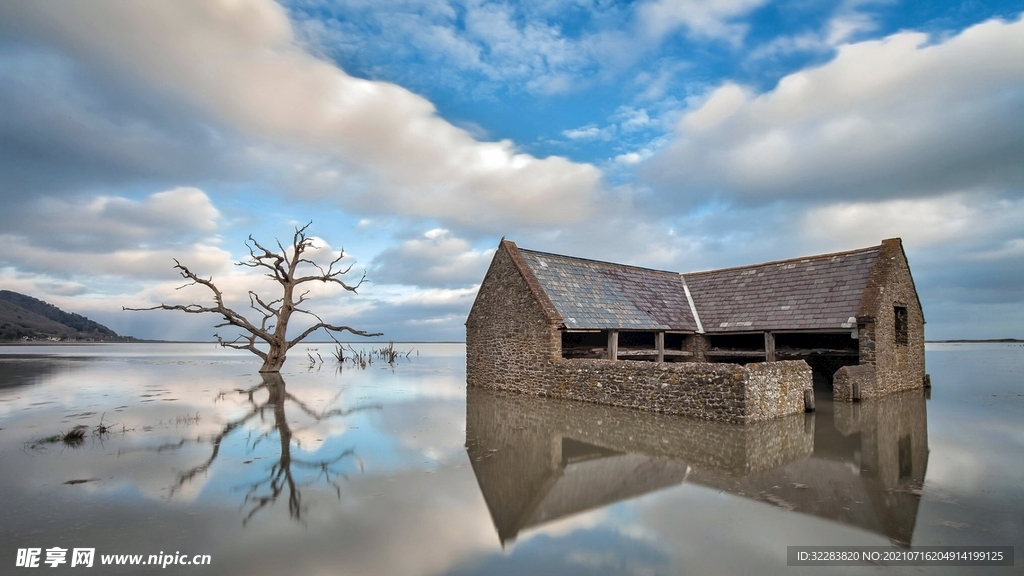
[776,349,859,357]
[704,350,767,358]
[656,332,664,363]
[764,331,776,362]
[616,349,658,357]
[608,330,618,361]
[760,329,857,335]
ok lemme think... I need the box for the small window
[894,306,908,346]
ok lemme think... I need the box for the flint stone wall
[833,364,875,402]
[850,240,926,400]
[544,358,810,424]
[466,242,560,391]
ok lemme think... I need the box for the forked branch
[123,223,379,372]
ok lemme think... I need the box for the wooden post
[804,388,815,412]
[764,331,776,362]
[608,330,618,361]
[655,332,664,363]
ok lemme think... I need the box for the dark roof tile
[516,244,881,333]
[519,249,698,331]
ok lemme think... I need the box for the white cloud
[1,0,602,230]
[295,0,605,96]
[970,238,1024,262]
[0,187,227,278]
[749,6,880,61]
[0,239,232,280]
[369,229,494,288]
[646,14,1024,205]
[562,124,616,141]
[16,188,219,252]
[632,61,688,102]
[825,11,877,45]
[393,286,480,308]
[612,106,653,132]
[461,1,591,93]
[637,0,768,45]
[677,82,749,133]
[615,152,648,165]
[799,192,1024,251]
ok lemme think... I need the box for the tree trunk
[260,304,291,373]
[260,343,287,373]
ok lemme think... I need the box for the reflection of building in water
[466,387,927,546]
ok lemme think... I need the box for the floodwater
[0,342,1021,575]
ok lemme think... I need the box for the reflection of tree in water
[160,373,379,524]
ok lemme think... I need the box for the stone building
[466,238,925,422]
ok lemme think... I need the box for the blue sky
[1,0,1022,342]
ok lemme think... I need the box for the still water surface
[0,343,1021,574]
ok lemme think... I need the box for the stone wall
[468,353,811,424]
[542,358,810,423]
[689,333,710,361]
[545,359,745,421]
[466,242,561,390]
[833,364,875,402]
[857,319,876,365]
[852,239,926,399]
[745,361,815,422]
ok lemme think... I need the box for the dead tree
[125,223,381,372]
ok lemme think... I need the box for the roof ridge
[683,244,881,277]
[518,247,679,275]
[518,243,880,277]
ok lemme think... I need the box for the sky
[0,0,1022,343]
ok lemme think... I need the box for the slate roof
[684,246,880,332]
[518,249,698,331]
[515,244,882,333]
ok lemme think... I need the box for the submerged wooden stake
[804,388,815,412]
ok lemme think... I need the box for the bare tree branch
[123,224,379,372]
[289,308,381,350]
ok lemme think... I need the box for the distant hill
[0,290,129,342]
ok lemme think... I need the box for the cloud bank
[0,0,602,231]
[646,15,1024,205]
